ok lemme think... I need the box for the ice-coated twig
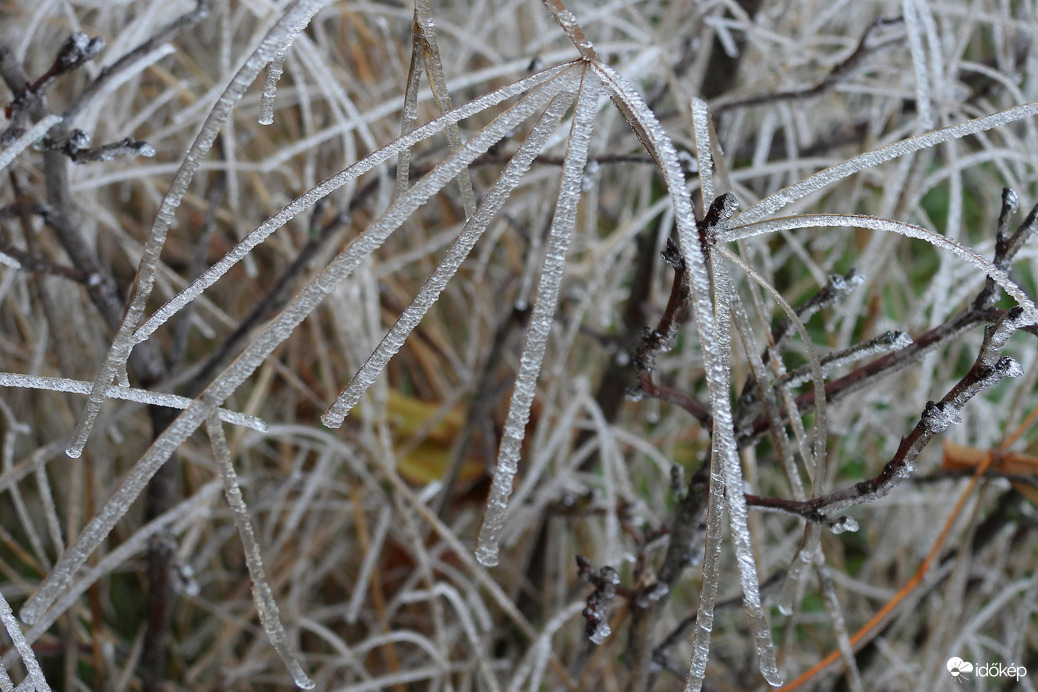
[589,59,784,689]
[66,0,337,459]
[0,372,267,432]
[0,590,50,692]
[132,62,577,347]
[21,64,582,626]
[779,331,913,390]
[474,70,599,567]
[772,307,1029,520]
[540,0,599,62]
[323,86,576,427]
[62,0,211,122]
[730,99,1038,227]
[413,0,477,218]
[205,415,314,689]
[0,114,61,172]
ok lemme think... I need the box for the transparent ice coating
[729,100,1038,228]
[23,62,581,628]
[0,372,267,432]
[691,98,714,204]
[133,62,577,347]
[584,60,785,689]
[414,0,477,217]
[903,0,936,130]
[206,416,313,689]
[474,73,600,568]
[323,87,576,427]
[259,45,291,126]
[0,114,62,172]
[724,214,1038,325]
[67,0,338,459]
[0,589,50,691]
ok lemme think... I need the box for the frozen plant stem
[21,61,581,626]
[323,88,576,425]
[206,415,313,689]
[66,0,336,459]
[475,69,600,567]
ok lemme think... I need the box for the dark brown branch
[712,17,906,115]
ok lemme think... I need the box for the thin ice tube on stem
[324,88,576,426]
[0,590,49,692]
[206,415,313,689]
[474,70,600,567]
[21,65,579,626]
[731,99,1038,227]
[132,62,576,347]
[67,0,335,458]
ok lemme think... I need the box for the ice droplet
[921,401,961,433]
[830,516,859,534]
[589,621,612,645]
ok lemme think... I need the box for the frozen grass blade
[206,414,313,689]
[132,63,576,347]
[707,251,782,687]
[725,214,1038,323]
[66,0,336,458]
[413,0,477,218]
[474,68,599,567]
[732,100,1038,227]
[21,63,580,625]
[323,87,576,427]
[0,372,267,432]
[0,591,49,692]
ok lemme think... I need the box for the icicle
[206,415,314,689]
[709,255,783,687]
[323,87,575,427]
[67,0,337,459]
[22,65,585,627]
[0,115,61,172]
[474,72,600,567]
